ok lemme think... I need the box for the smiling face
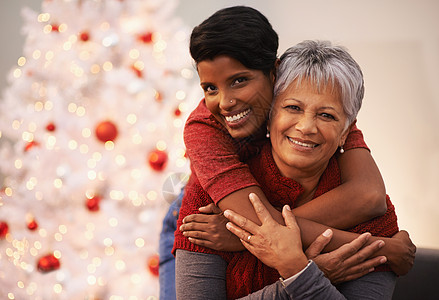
[269,78,350,178]
[197,55,275,139]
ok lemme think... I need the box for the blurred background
[3,0,436,249]
[0,0,438,298]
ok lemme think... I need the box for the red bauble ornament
[51,24,59,32]
[138,32,153,43]
[27,219,38,231]
[86,196,101,212]
[37,253,60,273]
[24,141,40,152]
[147,254,159,276]
[79,31,90,42]
[95,121,118,143]
[46,122,56,132]
[148,149,168,171]
[0,221,9,239]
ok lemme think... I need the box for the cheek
[322,126,345,147]
[205,98,218,113]
[253,85,273,109]
[273,113,298,131]
[269,120,288,143]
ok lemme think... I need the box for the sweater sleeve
[184,100,260,204]
[344,122,369,151]
[237,262,346,300]
[176,250,346,300]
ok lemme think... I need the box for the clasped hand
[180,194,391,283]
[180,203,244,251]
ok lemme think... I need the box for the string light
[13,69,22,79]
[1,0,196,297]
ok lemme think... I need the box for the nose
[218,91,236,111]
[295,113,317,135]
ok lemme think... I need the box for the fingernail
[284,205,291,211]
[179,225,183,231]
[226,222,231,230]
[380,257,387,264]
[369,267,375,272]
[361,232,371,240]
[322,229,332,237]
[248,193,255,200]
[378,240,385,248]
[223,210,230,218]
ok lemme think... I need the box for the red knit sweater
[174,143,399,299]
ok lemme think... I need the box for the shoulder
[186,99,218,126]
[184,99,229,140]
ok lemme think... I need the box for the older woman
[162,6,398,299]
[175,40,414,299]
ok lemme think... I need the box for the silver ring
[247,235,252,242]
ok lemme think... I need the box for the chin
[229,130,248,139]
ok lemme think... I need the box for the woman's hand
[224,193,309,279]
[305,230,387,284]
[179,203,244,251]
[381,230,416,275]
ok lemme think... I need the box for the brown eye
[321,113,335,120]
[285,105,301,111]
[203,85,217,93]
[232,77,247,86]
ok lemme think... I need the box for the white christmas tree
[0,0,200,299]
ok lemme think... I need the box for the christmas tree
[0,0,199,298]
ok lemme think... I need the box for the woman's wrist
[277,252,309,279]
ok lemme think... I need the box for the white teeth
[225,109,251,123]
[288,137,316,148]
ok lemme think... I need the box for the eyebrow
[200,71,252,87]
[283,98,338,111]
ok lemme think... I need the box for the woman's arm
[175,250,227,300]
[239,262,347,300]
[176,247,347,300]
[294,216,415,275]
[185,105,385,232]
[208,150,387,230]
[294,148,387,228]
[227,195,391,299]
[227,193,415,276]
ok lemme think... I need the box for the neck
[273,155,329,205]
[294,175,321,206]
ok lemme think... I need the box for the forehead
[197,56,248,77]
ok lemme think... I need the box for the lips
[223,108,252,128]
[287,137,318,149]
[225,108,251,123]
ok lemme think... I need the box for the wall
[1,0,438,249]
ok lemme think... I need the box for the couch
[392,247,439,300]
